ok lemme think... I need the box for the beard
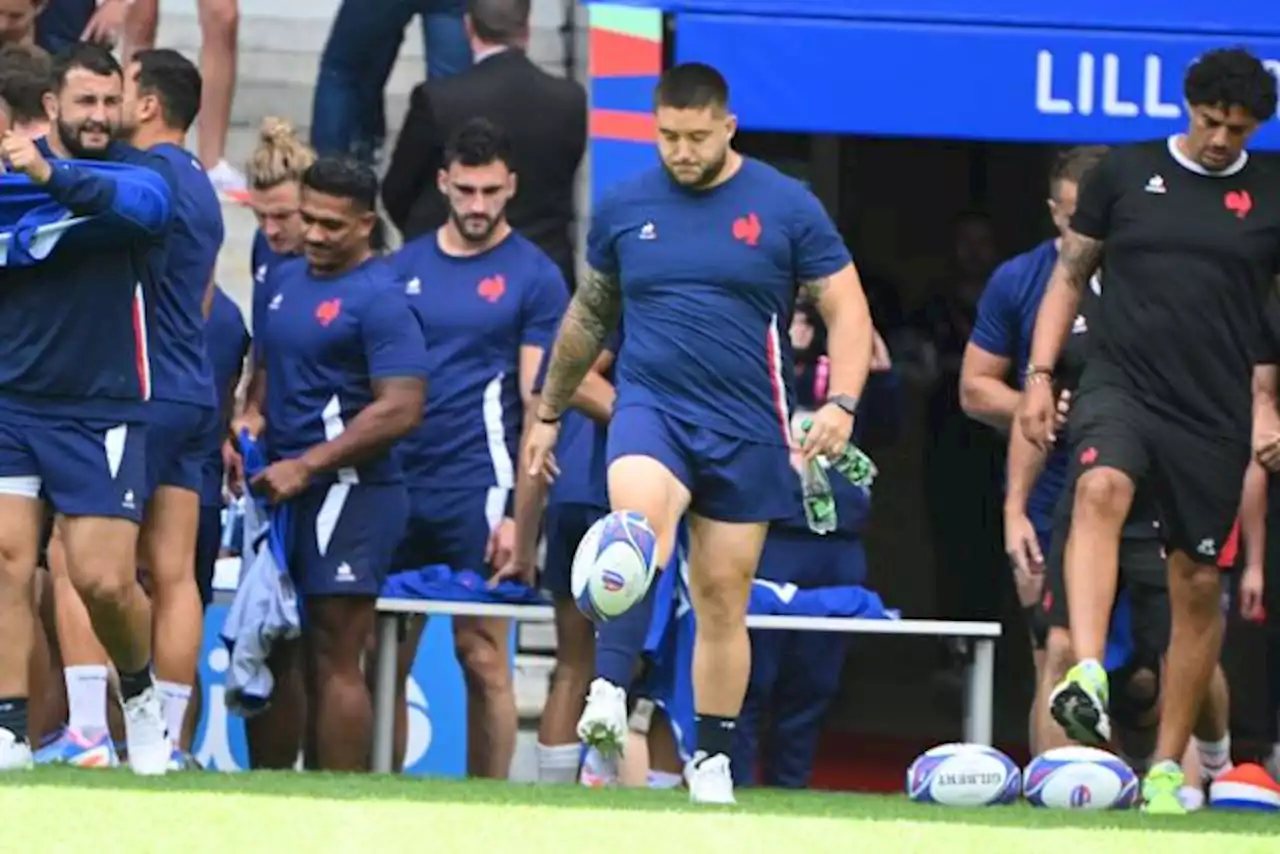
[664,149,728,188]
[450,209,503,245]
[57,118,115,159]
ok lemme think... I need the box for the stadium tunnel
[581,0,1280,786]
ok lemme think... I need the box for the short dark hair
[654,62,729,111]
[51,42,121,91]
[0,43,53,125]
[1049,145,1108,196]
[1184,47,1278,122]
[443,117,513,169]
[467,0,529,44]
[301,156,379,213]
[133,48,202,132]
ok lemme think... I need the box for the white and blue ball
[1023,746,1138,809]
[571,510,659,622]
[906,743,1021,806]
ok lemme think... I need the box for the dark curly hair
[1184,47,1278,122]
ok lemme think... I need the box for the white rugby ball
[906,743,1021,806]
[571,510,659,622]
[1023,746,1138,809]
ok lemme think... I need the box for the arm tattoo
[799,276,830,305]
[1059,230,1104,292]
[540,266,622,416]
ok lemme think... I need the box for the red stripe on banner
[589,28,662,78]
[590,109,655,142]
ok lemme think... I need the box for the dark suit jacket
[383,49,587,287]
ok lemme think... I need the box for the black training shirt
[1071,136,1280,439]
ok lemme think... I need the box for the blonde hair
[245,117,316,191]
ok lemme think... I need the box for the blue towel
[0,161,165,267]
[380,564,547,605]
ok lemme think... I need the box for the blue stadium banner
[673,16,1280,149]
[600,0,1280,37]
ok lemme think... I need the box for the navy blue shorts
[286,482,408,598]
[0,412,147,522]
[607,405,797,523]
[542,502,608,599]
[756,530,868,588]
[146,401,217,496]
[195,504,222,608]
[393,486,508,577]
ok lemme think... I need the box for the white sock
[1178,785,1205,812]
[155,680,191,745]
[647,770,683,789]
[536,742,581,784]
[1195,734,1233,778]
[64,666,109,737]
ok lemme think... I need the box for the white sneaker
[207,159,248,202]
[576,678,628,758]
[122,687,171,776]
[0,728,33,771]
[685,751,736,805]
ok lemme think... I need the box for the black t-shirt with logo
[1072,137,1280,441]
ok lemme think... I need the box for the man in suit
[383,0,586,289]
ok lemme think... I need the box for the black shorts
[1042,517,1170,668]
[1068,384,1248,562]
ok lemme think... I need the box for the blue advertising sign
[192,605,481,775]
[674,16,1280,149]
[600,0,1280,37]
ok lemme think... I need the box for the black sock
[695,714,736,759]
[0,697,29,742]
[118,665,154,702]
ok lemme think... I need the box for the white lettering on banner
[1036,51,1180,119]
[194,647,242,771]
[404,678,434,769]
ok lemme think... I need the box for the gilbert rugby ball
[1023,746,1137,809]
[906,743,1020,806]
[571,510,658,622]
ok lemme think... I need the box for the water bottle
[799,418,879,489]
[800,458,837,535]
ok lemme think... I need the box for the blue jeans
[311,0,472,162]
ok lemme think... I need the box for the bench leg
[371,613,400,773]
[962,638,995,745]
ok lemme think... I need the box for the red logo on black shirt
[478,274,506,303]
[315,298,342,327]
[1079,446,1098,466]
[732,213,762,247]
[1224,190,1253,220]
[1041,590,1053,613]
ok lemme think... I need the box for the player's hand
[232,410,265,441]
[0,132,52,184]
[870,329,893,373]
[1004,508,1046,583]
[489,556,537,589]
[1018,379,1057,450]
[1252,408,1280,471]
[80,0,128,45]
[221,438,245,497]
[523,419,561,483]
[1239,564,1266,623]
[801,402,854,462]
[485,517,515,573]
[250,458,313,503]
[1055,389,1072,432]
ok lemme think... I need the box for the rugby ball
[1023,746,1138,809]
[571,511,659,622]
[1208,763,1280,811]
[906,743,1021,806]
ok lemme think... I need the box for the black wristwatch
[828,394,859,416]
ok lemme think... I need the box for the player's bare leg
[1192,664,1233,782]
[1035,628,1077,751]
[302,597,376,771]
[29,569,67,744]
[1052,467,1134,744]
[537,599,594,783]
[194,0,240,176]
[139,486,204,761]
[245,640,304,769]
[1143,550,1223,813]
[582,456,689,774]
[0,493,45,769]
[37,528,116,767]
[454,615,517,778]
[683,513,769,806]
[59,515,168,775]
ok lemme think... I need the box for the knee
[1073,471,1133,520]
[1123,667,1159,710]
[1174,561,1222,606]
[455,628,511,690]
[73,562,137,609]
[200,0,239,34]
[688,572,750,632]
